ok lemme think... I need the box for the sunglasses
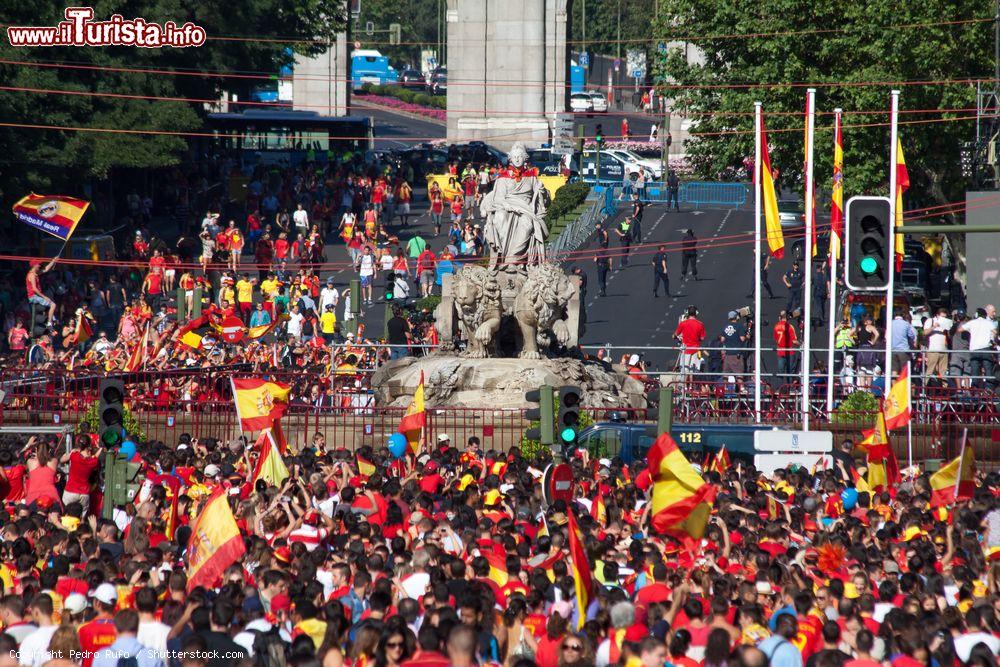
[386,642,405,649]
[563,645,582,652]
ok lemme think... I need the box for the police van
[578,149,650,182]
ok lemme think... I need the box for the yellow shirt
[320,311,337,334]
[220,286,235,304]
[236,280,254,304]
[260,279,278,297]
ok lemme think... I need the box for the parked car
[570,92,594,113]
[605,148,663,179]
[399,69,425,89]
[587,91,609,113]
[427,67,447,95]
[579,150,651,182]
[778,199,805,229]
[527,148,575,176]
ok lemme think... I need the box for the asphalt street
[351,104,445,149]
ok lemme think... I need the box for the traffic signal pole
[885,90,900,383]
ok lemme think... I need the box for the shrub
[546,181,591,227]
[413,295,441,314]
[831,390,879,425]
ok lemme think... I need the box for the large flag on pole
[760,118,785,259]
[929,447,975,507]
[12,194,90,240]
[862,410,900,492]
[397,371,427,455]
[186,491,246,591]
[830,114,844,260]
[883,364,912,431]
[567,511,593,630]
[646,433,716,539]
[231,378,291,432]
[894,138,910,271]
[804,95,817,257]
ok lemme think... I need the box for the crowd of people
[0,422,993,667]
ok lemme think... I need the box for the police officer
[651,245,670,298]
[616,216,633,267]
[595,250,610,297]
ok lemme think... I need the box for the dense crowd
[0,428,994,667]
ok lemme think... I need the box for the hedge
[360,83,447,109]
[545,181,591,228]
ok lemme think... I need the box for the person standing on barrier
[595,250,610,297]
[674,305,706,376]
[666,170,680,211]
[721,310,749,378]
[681,229,698,280]
[651,245,670,298]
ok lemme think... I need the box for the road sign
[554,113,575,134]
[754,429,832,453]
[579,52,590,67]
[613,58,621,71]
[542,463,574,505]
[550,140,574,156]
[631,69,643,79]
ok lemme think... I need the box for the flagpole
[954,428,968,503]
[826,109,842,417]
[906,360,913,468]
[754,101,763,423]
[803,88,816,431]
[886,90,900,385]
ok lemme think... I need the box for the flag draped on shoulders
[567,511,592,629]
[760,117,785,259]
[929,448,975,508]
[186,491,246,591]
[231,378,291,431]
[397,371,426,455]
[646,433,716,539]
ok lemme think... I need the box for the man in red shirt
[416,247,437,298]
[142,270,163,311]
[673,306,706,376]
[77,584,118,667]
[772,310,799,378]
[59,437,101,515]
[401,625,450,667]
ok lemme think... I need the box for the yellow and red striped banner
[894,138,910,271]
[397,371,426,455]
[760,118,784,258]
[646,433,716,539]
[930,448,975,508]
[231,378,290,432]
[567,511,592,630]
[830,113,844,260]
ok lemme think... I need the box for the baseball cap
[271,593,291,613]
[437,433,450,443]
[63,593,88,615]
[204,464,221,478]
[628,354,640,365]
[728,310,738,319]
[91,583,117,606]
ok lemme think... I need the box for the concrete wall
[965,191,1000,309]
[446,0,567,150]
[292,33,350,116]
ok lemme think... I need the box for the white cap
[64,593,88,615]
[628,354,640,365]
[204,464,221,478]
[91,583,117,606]
[437,433,450,443]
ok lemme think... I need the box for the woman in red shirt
[60,435,102,515]
[24,442,60,510]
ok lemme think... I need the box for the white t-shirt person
[287,310,305,338]
[357,252,376,278]
[293,206,309,231]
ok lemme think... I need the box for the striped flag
[646,433,716,539]
[882,364,912,431]
[830,113,844,260]
[567,511,592,629]
[124,324,149,372]
[760,116,785,258]
[250,428,289,488]
[929,447,975,508]
[706,445,730,475]
[357,455,376,478]
[483,551,509,587]
[894,138,910,271]
[397,371,426,455]
[590,488,607,526]
[231,378,291,432]
[12,193,90,240]
[862,410,900,492]
[185,491,246,591]
[804,94,817,257]
[67,312,93,347]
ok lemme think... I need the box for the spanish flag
[883,364,911,431]
[67,312,93,347]
[148,474,181,540]
[12,193,90,240]
[590,488,607,526]
[646,433,716,539]
[830,113,844,261]
[248,313,288,340]
[567,511,592,629]
[483,551,509,587]
[397,371,426,455]
[231,377,291,432]
[250,428,289,488]
[124,324,149,372]
[929,447,975,508]
[760,117,784,259]
[803,95,817,257]
[894,138,909,271]
[707,445,730,476]
[186,490,246,591]
[357,455,376,478]
[862,410,900,492]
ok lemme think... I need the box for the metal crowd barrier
[582,180,749,209]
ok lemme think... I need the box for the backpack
[251,626,288,667]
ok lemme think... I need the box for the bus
[351,49,399,90]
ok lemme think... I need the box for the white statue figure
[481,143,549,272]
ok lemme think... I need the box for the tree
[653,0,991,213]
[571,0,657,59]
[0,0,345,193]
[354,0,443,67]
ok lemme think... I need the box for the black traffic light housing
[30,304,47,337]
[524,385,555,445]
[595,124,604,147]
[557,386,582,452]
[98,378,125,448]
[845,196,892,291]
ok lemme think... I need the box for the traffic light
[595,124,604,147]
[103,451,142,519]
[389,23,401,45]
[30,304,47,337]
[98,378,125,448]
[524,385,555,445]
[845,196,892,291]
[557,386,582,448]
[646,386,673,435]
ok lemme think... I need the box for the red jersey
[274,239,289,259]
[78,617,117,667]
[673,318,706,353]
[146,272,163,295]
[4,465,26,502]
[148,255,165,274]
[65,452,99,495]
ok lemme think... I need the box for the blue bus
[351,49,399,90]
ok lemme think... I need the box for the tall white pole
[954,428,968,502]
[886,90,900,385]
[826,109,842,416]
[906,360,913,468]
[754,102,763,423]
[803,88,816,430]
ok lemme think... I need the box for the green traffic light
[560,427,577,443]
[101,429,122,447]
[859,257,879,275]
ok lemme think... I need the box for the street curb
[353,97,447,127]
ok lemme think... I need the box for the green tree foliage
[0,1,345,190]
[653,0,992,209]
[354,0,444,66]
[571,0,657,58]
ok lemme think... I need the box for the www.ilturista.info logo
[7,7,207,47]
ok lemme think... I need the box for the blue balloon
[120,440,137,461]
[841,487,859,511]
[388,433,408,458]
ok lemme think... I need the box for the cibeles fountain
[372,144,647,409]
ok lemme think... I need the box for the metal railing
[581,180,749,209]
[548,194,607,256]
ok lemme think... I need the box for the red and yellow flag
[929,447,975,508]
[883,364,911,431]
[706,445,730,476]
[148,474,181,540]
[124,324,149,372]
[894,138,910,271]
[804,95,817,257]
[247,313,288,340]
[567,511,592,629]
[397,371,426,455]
[483,551,509,587]
[862,410,900,492]
[231,378,291,432]
[250,428,289,488]
[830,113,844,261]
[357,455,376,478]
[646,433,716,539]
[186,491,246,591]
[760,117,785,259]
[12,193,90,240]
[590,488,607,526]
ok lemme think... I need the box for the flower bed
[356,93,446,122]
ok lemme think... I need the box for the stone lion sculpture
[512,262,577,359]
[450,264,503,358]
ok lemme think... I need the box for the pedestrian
[630,198,644,242]
[621,117,630,140]
[773,310,799,379]
[595,251,610,297]
[615,217,633,267]
[651,245,670,298]
[783,260,804,317]
[811,263,828,328]
[666,170,680,211]
[649,123,658,142]
[674,305,706,376]
[429,181,444,236]
[681,229,698,279]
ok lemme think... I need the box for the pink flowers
[357,94,446,121]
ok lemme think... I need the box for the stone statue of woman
[481,143,549,273]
